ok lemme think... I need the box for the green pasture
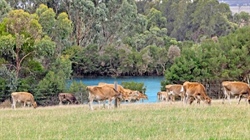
[0,100,250,140]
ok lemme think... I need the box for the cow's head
[115,93,123,101]
[205,96,211,105]
[139,92,148,100]
[75,101,79,104]
[33,102,37,109]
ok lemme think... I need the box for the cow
[98,83,128,100]
[182,81,211,105]
[157,91,169,102]
[58,93,78,105]
[128,91,147,102]
[87,85,123,110]
[11,92,37,109]
[165,84,185,103]
[137,92,148,102]
[222,81,250,104]
[123,88,140,102]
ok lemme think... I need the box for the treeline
[0,0,250,105]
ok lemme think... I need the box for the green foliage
[36,4,56,36]
[36,71,66,105]
[67,81,88,104]
[0,77,7,101]
[233,11,250,26]
[36,4,72,53]
[159,0,236,42]
[0,0,11,21]
[146,8,167,30]
[17,77,35,92]
[71,44,100,76]
[50,55,72,79]
[121,81,146,93]
[0,65,18,92]
[35,35,56,56]
[164,26,250,85]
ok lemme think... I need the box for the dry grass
[0,99,250,140]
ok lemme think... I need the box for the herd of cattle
[158,81,250,105]
[10,81,250,110]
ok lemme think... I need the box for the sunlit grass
[0,100,250,140]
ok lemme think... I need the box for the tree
[0,0,11,21]
[36,4,73,55]
[233,11,250,27]
[67,81,88,104]
[159,0,236,42]
[0,9,56,84]
[36,70,66,105]
[167,45,180,64]
[121,81,146,94]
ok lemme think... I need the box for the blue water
[72,76,164,103]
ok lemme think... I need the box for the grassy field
[0,100,250,140]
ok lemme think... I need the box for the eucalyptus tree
[7,0,64,14]
[35,4,73,55]
[159,0,236,42]
[0,9,56,95]
[160,0,188,40]
[146,45,169,75]
[0,0,11,21]
[167,45,181,64]
[67,0,139,49]
[0,9,56,78]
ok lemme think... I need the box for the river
[72,76,164,103]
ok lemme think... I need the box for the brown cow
[58,93,78,105]
[87,85,123,110]
[137,92,148,102]
[222,81,250,104]
[182,81,211,105]
[123,88,140,102]
[98,83,128,100]
[11,92,37,109]
[165,84,185,103]
[157,91,169,102]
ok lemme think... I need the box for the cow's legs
[88,99,94,110]
[12,100,16,109]
[107,99,112,109]
[88,94,94,110]
[185,93,190,104]
[237,94,242,104]
[103,101,106,108]
[227,93,231,104]
[222,88,231,104]
[222,88,227,104]
[181,93,186,104]
[168,91,174,104]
